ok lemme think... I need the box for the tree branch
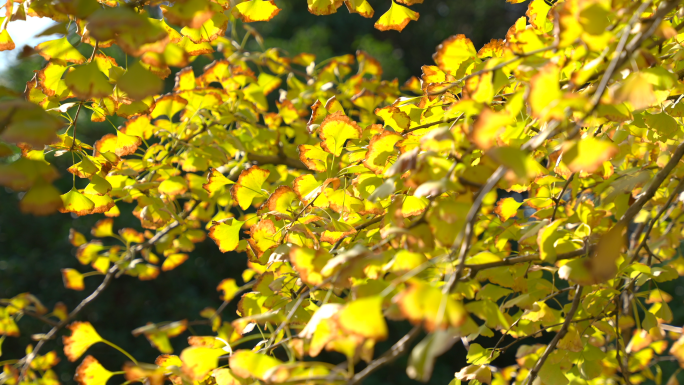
[524,284,583,385]
[347,325,422,385]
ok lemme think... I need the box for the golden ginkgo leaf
[374,1,419,32]
[75,356,114,385]
[63,322,104,361]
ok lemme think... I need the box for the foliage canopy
[3,0,684,384]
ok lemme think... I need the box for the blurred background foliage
[8,1,682,385]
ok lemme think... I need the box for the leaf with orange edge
[247,219,278,258]
[298,144,331,173]
[209,219,245,253]
[180,346,225,381]
[265,186,298,216]
[364,131,402,174]
[59,188,95,216]
[231,165,270,210]
[35,37,86,63]
[433,34,478,74]
[318,112,362,157]
[234,0,281,22]
[375,106,410,132]
[374,1,419,32]
[307,0,344,15]
[162,253,189,271]
[494,197,523,222]
[345,0,374,18]
[151,94,188,119]
[63,322,104,361]
[158,176,188,197]
[0,30,16,51]
[61,268,85,291]
[289,247,333,286]
[91,218,114,238]
[119,228,145,244]
[321,218,357,244]
[75,356,114,385]
[203,169,235,194]
[70,229,87,247]
[397,280,468,332]
[65,62,113,99]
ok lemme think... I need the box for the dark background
[4,1,681,384]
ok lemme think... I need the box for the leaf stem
[101,339,138,365]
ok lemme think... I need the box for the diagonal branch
[524,284,583,385]
[347,325,422,385]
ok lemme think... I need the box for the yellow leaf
[65,62,113,99]
[61,268,85,291]
[433,34,478,74]
[208,219,245,252]
[0,29,16,51]
[231,165,270,210]
[494,197,522,222]
[19,181,63,215]
[59,188,95,216]
[537,219,565,263]
[344,0,374,18]
[289,247,333,286]
[91,218,114,238]
[298,144,331,172]
[397,280,467,331]
[36,37,86,63]
[158,176,188,197]
[216,278,240,302]
[162,253,189,271]
[307,0,344,15]
[364,131,402,174]
[117,61,164,100]
[455,365,491,384]
[562,138,618,174]
[180,346,225,380]
[374,1,419,32]
[234,0,281,22]
[63,322,103,361]
[229,350,282,380]
[614,72,657,111]
[337,296,388,340]
[115,130,142,157]
[203,168,235,195]
[75,356,114,385]
[319,112,362,157]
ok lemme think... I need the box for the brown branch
[402,113,463,136]
[19,265,117,380]
[346,325,422,385]
[550,173,574,222]
[0,300,59,327]
[19,201,198,380]
[246,152,308,170]
[629,177,684,263]
[617,141,684,228]
[331,215,384,251]
[524,284,583,385]
[588,0,655,112]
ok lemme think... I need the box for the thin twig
[630,177,684,262]
[550,173,574,222]
[346,325,421,385]
[524,284,583,385]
